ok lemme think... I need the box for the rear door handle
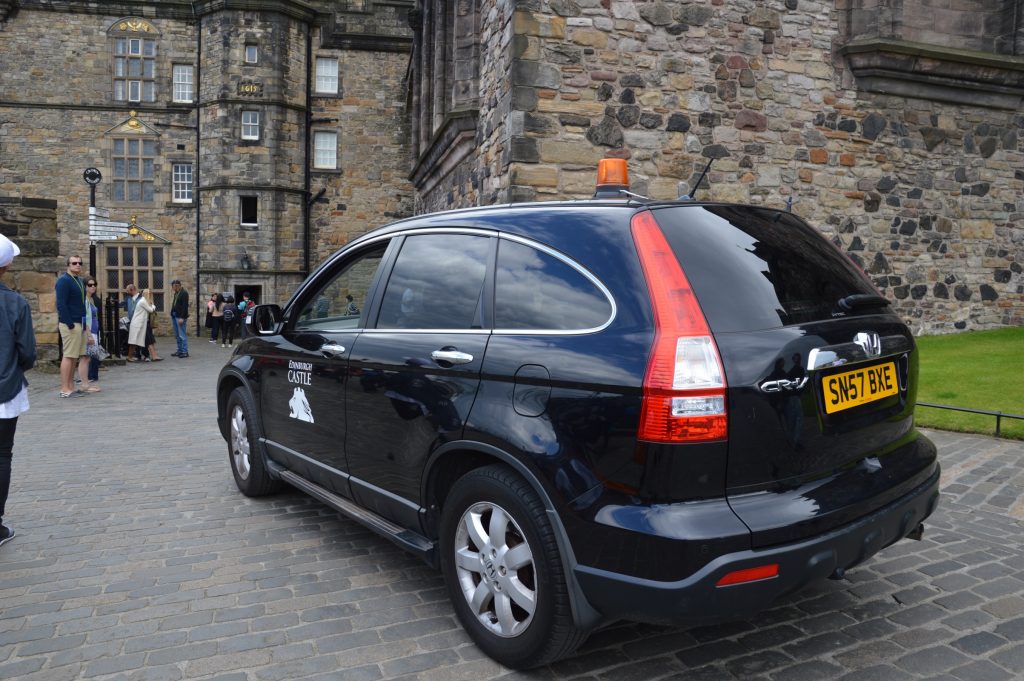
[321,343,346,358]
[431,349,474,365]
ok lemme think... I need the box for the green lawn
[914,326,1024,440]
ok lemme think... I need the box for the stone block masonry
[469,0,1024,334]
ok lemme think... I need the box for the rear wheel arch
[423,442,604,632]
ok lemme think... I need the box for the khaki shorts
[59,322,87,359]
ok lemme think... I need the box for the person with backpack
[220,295,236,347]
[237,291,254,338]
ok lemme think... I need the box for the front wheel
[439,465,586,669]
[226,387,282,497]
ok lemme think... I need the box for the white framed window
[315,58,339,94]
[245,44,259,64]
[241,111,260,140]
[172,163,193,202]
[313,132,338,169]
[240,196,258,226]
[112,137,156,203]
[114,36,156,103]
[173,64,194,103]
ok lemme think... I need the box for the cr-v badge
[854,332,882,358]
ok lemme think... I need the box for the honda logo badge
[853,332,882,358]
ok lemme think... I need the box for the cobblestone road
[1,337,1022,680]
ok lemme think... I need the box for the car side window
[294,243,386,330]
[377,234,490,330]
[495,238,613,331]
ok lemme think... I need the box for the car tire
[226,387,282,497]
[440,464,586,669]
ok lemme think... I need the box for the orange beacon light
[594,158,629,198]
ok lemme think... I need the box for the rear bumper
[573,463,940,625]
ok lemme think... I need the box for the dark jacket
[0,282,37,403]
[171,287,189,319]
[55,272,86,327]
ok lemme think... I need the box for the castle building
[0,0,1021,347]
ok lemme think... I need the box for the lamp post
[83,168,102,278]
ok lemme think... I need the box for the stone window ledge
[840,38,1024,110]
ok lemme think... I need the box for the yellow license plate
[822,362,898,414]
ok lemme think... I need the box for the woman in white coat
[127,290,155,362]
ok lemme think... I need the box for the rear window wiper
[837,294,890,312]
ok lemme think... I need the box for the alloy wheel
[230,404,251,480]
[453,501,537,637]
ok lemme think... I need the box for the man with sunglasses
[55,255,97,398]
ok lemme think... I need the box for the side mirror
[252,304,284,335]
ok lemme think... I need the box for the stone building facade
[408,0,1024,333]
[0,0,415,326]
[0,0,1021,334]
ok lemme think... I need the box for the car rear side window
[495,238,613,332]
[651,206,879,332]
[377,233,490,330]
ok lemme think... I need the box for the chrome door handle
[431,349,474,365]
[321,343,346,358]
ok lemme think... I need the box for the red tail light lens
[632,211,727,443]
[716,564,779,587]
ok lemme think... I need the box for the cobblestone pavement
[1,336,1022,681]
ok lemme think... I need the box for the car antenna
[679,158,714,201]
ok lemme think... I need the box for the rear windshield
[651,205,878,332]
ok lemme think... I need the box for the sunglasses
[69,261,82,265]
[87,283,97,287]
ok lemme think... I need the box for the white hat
[0,234,19,268]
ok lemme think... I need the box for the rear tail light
[632,211,727,443]
[716,564,779,587]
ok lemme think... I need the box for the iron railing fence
[917,402,1024,438]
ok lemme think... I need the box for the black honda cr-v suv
[217,161,939,669]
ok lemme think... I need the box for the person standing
[122,283,140,361]
[55,254,97,397]
[170,279,190,358]
[127,288,155,360]
[0,234,36,547]
[143,289,162,361]
[209,293,224,344]
[86,278,101,383]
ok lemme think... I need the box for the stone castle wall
[491,0,1023,333]
[0,198,61,359]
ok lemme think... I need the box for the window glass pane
[296,244,386,330]
[129,39,141,54]
[113,158,126,177]
[128,183,141,201]
[314,132,337,168]
[113,139,124,155]
[245,45,258,63]
[114,81,125,101]
[143,60,154,78]
[315,58,338,93]
[142,182,154,202]
[378,234,490,330]
[107,270,119,289]
[128,58,142,77]
[128,139,139,155]
[138,271,149,289]
[122,247,134,267]
[114,58,125,77]
[115,38,126,55]
[127,159,139,178]
[153,250,163,267]
[144,81,155,102]
[143,40,156,57]
[240,196,258,224]
[495,240,612,330]
[143,140,156,156]
[153,268,164,287]
[138,249,149,267]
[129,81,141,101]
[106,247,118,267]
[656,207,881,332]
[142,159,154,178]
[113,183,125,201]
[154,293,164,310]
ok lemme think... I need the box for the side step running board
[276,467,437,566]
